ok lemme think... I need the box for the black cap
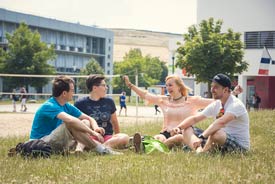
[212,74,231,88]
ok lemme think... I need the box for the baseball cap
[212,74,231,88]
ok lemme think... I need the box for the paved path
[0,103,163,137]
[0,103,163,118]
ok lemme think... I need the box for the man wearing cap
[171,73,250,153]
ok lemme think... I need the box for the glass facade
[0,8,113,76]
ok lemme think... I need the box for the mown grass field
[0,110,274,184]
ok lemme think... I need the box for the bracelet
[127,83,133,89]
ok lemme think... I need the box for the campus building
[111,28,196,93]
[197,0,275,108]
[0,8,114,93]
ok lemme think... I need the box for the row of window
[56,67,110,75]
[56,67,81,73]
[245,31,275,49]
[54,44,97,54]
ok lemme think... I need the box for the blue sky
[0,0,197,34]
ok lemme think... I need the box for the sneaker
[101,148,123,155]
[133,132,143,153]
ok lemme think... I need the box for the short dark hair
[52,76,74,97]
[86,74,105,92]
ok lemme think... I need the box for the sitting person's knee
[211,130,224,141]
[81,119,90,127]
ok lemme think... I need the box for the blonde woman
[123,75,241,149]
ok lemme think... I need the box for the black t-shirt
[74,97,116,135]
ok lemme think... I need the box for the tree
[176,18,248,94]
[113,49,167,94]
[78,58,104,93]
[0,23,56,91]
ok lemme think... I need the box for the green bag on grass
[142,136,170,154]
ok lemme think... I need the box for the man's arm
[57,112,96,135]
[170,113,206,135]
[110,113,120,134]
[200,113,235,138]
[79,113,105,135]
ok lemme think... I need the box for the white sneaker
[101,148,123,155]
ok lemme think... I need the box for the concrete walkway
[0,103,163,118]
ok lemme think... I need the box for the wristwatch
[198,134,206,139]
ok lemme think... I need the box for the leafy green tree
[113,49,167,94]
[78,58,104,93]
[176,18,248,93]
[0,23,56,92]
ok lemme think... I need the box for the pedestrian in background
[10,88,18,112]
[20,87,27,112]
[119,91,127,116]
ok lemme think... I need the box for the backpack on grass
[8,139,52,159]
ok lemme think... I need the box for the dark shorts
[192,127,247,153]
[160,131,171,139]
[192,127,207,147]
[120,104,126,109]
[219,133,248,153]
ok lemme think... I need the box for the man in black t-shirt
[74,74,129,151]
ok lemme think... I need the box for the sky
[0,0,197,34]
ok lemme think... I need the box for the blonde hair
[165,75,191,97]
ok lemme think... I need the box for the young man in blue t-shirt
[30,75,121,155]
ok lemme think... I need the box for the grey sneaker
[133,132,143,153]
[101,148,123,155]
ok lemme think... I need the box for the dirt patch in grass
[0,113,34,137]
[0,113,159,137]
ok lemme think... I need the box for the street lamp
[72,65,77,94]
[172,56,175,74]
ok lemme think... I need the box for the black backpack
[9,139,52,159]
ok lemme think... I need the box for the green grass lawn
[1,110,275,184]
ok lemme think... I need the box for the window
[60,45,66,50]
[69,46,75,52]
[78,47,83,52]
[245,31,275,49]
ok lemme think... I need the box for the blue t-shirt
[30,97,82,139]
[74,97,116,135]
[120,95,126,106]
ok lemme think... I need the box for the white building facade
[197,0,275,108]
[0,8,114,93]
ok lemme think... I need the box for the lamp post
[172,56,175,74]
[72,65,77,94]
[135,68,138,125]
